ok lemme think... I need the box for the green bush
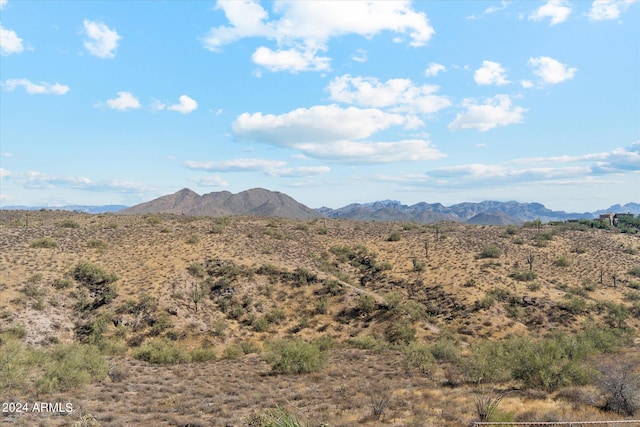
[0,338,33,392]
[510,270,537,281]
[387,231,402,242]
[190,346,217,362]
[72,261,118,288]
[480,245,502,259]
[38,343,108,392]
[403,342,435,375]
[628,266,640,278]
[58,219,80,228]
[357,294,377,315]
[133,339,190,364]
[265,339,329,374]
[348,335,388,352]
[553,256,571,267]
[384,320,416,345]
[30,237,58,248]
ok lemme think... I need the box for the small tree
[597,358,640,416]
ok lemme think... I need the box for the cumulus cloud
[588,0,637,21]
[5,170,150,193]
[424,62,446,77]
[83,20,121,58]
[529,56,577,84]
[0,0,8,9]
[203,1,434,72]
[415,142,640,190]
[0,168,11,178]
[153,95,198,114]
[232,104,444,163]
[99,91,141,111]
[185,158,330,178]
[251,46,330,72]
[521,80,534,88]
[190,175,229,188]
[3,79,69,95]
[185,158,287,173]
[474,60,510,86]
[351,49,367,63]
[328,75,450,115]
[448,95,526,132]
[0,23,24,55]
[529,0,572,25]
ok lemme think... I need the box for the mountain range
[3,188,638,225]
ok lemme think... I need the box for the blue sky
[1,0,638,212]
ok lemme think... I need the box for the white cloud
[467,1,510,19]
[0,23,24,55]
[529,0,572,25]
[251,46,330,72]
[5,170,150,192]
[588,0,637,21]
[3,78,69,95]
[190,175,229,188]
[521,79,534,88]
[102,91,141,111]
[529,56,577,84]
[351,49,367,63]
[83,20,121,59]
[416,142,640,190]
[0,168,11,178]
[168,95,198,114]
[269,166,330,177]
[0,152,12,157]
[0,0,8,10]
[448,94,526,132]
[424,62,446,77]
[232,104,444,163]
[203,1,434,72]
[474,60,510,86]
[185,158,287,173]
[327,75,450,115]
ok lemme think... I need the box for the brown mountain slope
[119,187,321,219]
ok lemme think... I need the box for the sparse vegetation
[30,236,58,248]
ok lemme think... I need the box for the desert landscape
[1,208,639,426]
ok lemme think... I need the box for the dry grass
[1,210,639,426]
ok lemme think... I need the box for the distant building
[598,212,634,226]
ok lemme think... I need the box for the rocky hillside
[119,187,321,220]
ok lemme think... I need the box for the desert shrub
[133,339,190,364]
[480,245,502,259]
[186,234,200,244]
[387,231,401,242]
[239,341,261,355]
[560,296,587,314]
[190,346,217,362]
[246,406,308,427]
[265,339,329,374]
[554,256,571,267]
[412,258,426,272]
[357,294,377,315]
[597,358,640,415]
[52,277,73,289]
[323,279,346,296]
[430,336,460,362]
[510,270,537,281]
[315,297,328,314]
[38,343,108,392]
[403,300,428,321]
[628,266,640,278]
[223,345,242,360]
[462,340,514,384]
[30,237,58,248]
[3,323,27,339]
[87,239,107,249]
[348,335,388,352]
[252,316,270,332]
[403,342,435,375]
[385,320,416,345]
[292,267,317,286]
[146,215,162,224]
[58,219,80,228]
[72,261,118,289]
[0,338,33,392]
